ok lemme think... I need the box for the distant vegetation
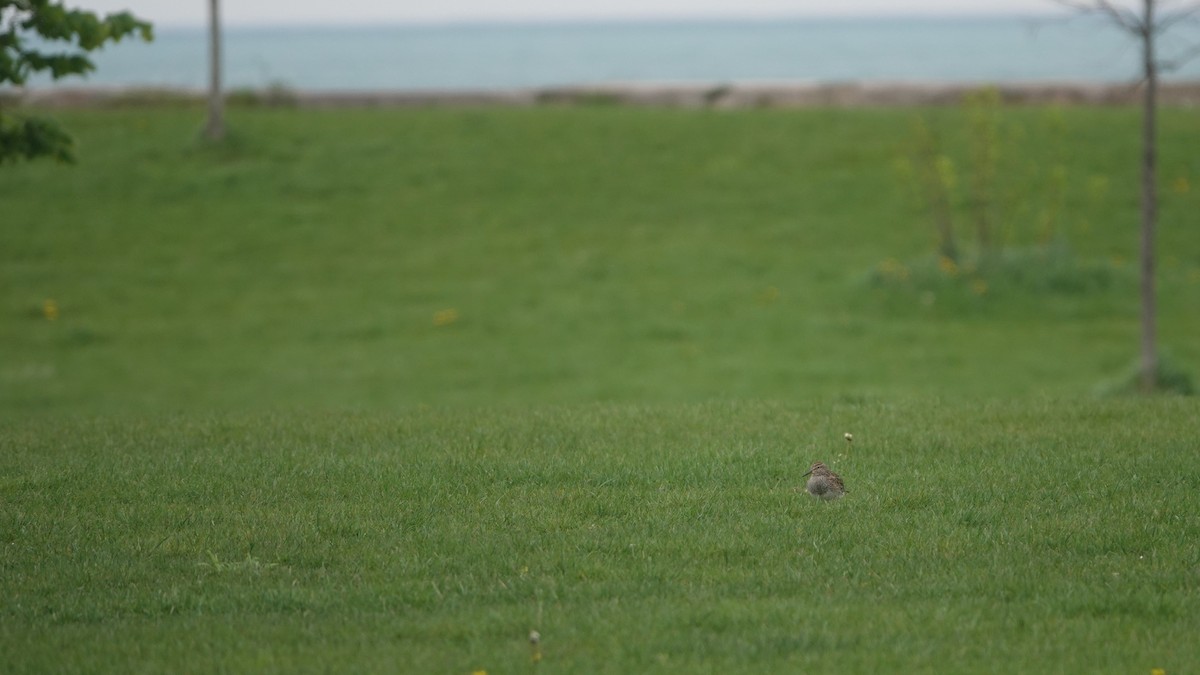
[891,87,1194,393]
[885,91,1124,309]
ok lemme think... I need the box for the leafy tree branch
[1,0,152,162]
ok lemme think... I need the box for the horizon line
[146,9,1071,32]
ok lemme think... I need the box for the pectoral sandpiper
[801,461,845,500]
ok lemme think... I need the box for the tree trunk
[204,0,225,141]
[1139,0,1158,391]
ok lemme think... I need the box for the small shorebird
[802,461,846,500]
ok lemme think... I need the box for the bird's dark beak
[801,468,814,477]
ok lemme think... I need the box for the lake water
[31,16,1200,91]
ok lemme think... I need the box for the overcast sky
[81,1,1070,28]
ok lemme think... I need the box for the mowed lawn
[2,105,1199,672]
[2,106,1199,411]
[4,401,1200,673]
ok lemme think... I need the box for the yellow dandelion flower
[432,308,459,327]
[1151,668,1166,675]
[938,256,959,278]
[879,259,909,282]
[758,286,780,305]
[43,299,59,321]
[971,279,988,296]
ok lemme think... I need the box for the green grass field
[4,106,1199,411]
[2,105,1199,673]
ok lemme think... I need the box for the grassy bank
[2,106,1198,412]
[3,401,1198,673]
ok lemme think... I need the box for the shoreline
[9,80,1200,108]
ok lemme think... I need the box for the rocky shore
[9,80,1200,109]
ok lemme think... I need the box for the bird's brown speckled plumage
[802,461,845,500]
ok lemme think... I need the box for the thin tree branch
[1154,3,1200,32]
[1098,0,1150,30]
[1051,0,1146,33]
[1155,1,1200,70]
[1159,40,1200,69]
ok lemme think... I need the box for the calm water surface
[34,16,1200,90]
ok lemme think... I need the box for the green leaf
[0,113,76,164]
[0,1,152,163]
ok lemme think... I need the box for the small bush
[107,89,200,108]
[227,82,299,108]
[1096,352,1196,397]
[867,245,1131,299]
